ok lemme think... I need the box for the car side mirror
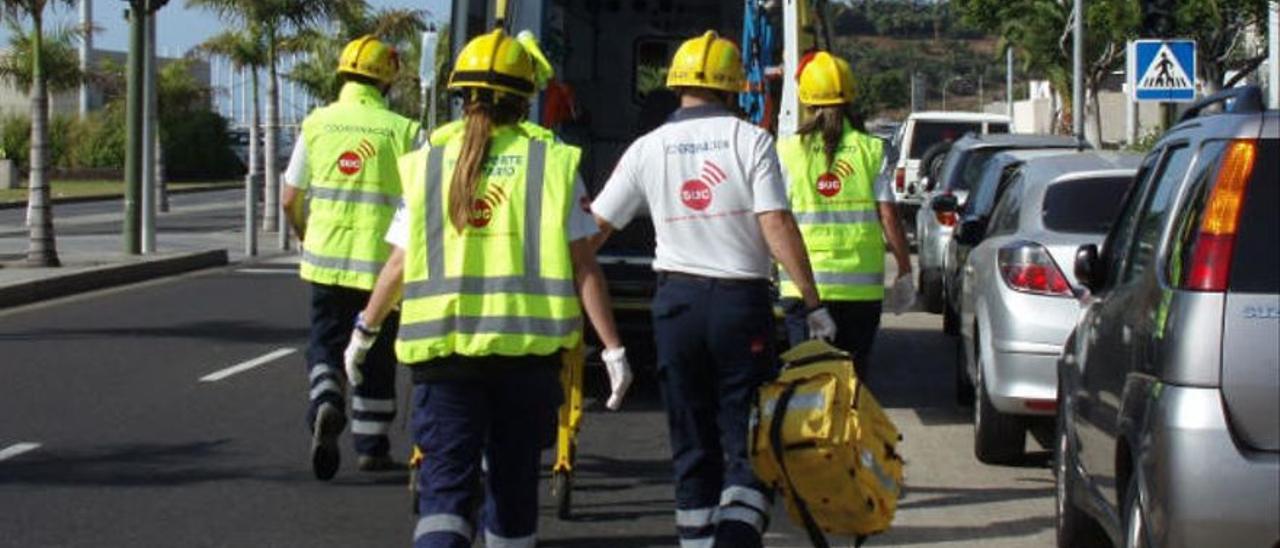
[956,218,985,246]
[1075,244,1102,292]
[932,194,958,213]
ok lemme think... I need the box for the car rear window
[988,123,1010,134]
[1230,139,1280,293]
[1041,176,1135,234]
[949,149,996,192]
[909,122,981,158]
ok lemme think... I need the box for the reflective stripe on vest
[777,129,885,301]
[308,186,399,207]
[302,250,384,275]
[396,136,582,363]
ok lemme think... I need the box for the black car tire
[974,357,1026,465]
[1122,473,1150,548]
[943,301,960,336]
[954,337,974,407]
[1055,387,1108,547]
[920,271,945,314]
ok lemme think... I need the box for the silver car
[1057,88,1278,547]
[958,152,1141,465]
[917,134,1082,313]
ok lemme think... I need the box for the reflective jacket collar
[666,104,733,123]
[338,82,388,108]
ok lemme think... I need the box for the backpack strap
[767,382,831,548]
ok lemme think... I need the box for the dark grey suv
[1056,87,1279,548]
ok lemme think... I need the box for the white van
[890,111,1010,205]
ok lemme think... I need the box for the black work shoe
[310,403,345,481]
[357,454,406,472]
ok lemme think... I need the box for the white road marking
[0,442,41,462]
[234,268,297,275]
[200,348,297,383]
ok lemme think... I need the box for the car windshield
[909,122,981,158]
[1041,176,1135,234]
[945,149,997,192]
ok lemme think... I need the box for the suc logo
[336,139,377,176]
[679,161,728,211]
[468,184,508,229]
[817,159,855,198]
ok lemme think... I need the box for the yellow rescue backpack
[750,340,905,547]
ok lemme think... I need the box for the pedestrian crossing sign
[1130,39,1197,102]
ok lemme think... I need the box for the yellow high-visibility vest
[299,82,421,290]
[395,125,583,363]
[777,124,885,301]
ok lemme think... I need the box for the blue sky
[5,0,450,55]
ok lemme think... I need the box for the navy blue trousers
[781,298,882,382]
[305,283,399,457]
[652,274,777,548]
[410,363,561,548]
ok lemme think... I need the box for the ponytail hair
[796,104,867,170]
[447,91,528,232]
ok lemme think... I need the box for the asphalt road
[0,262,1056,547]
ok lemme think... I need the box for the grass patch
[0,179,239,204]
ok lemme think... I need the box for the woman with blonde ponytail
[346,29,630,548]
[776,51,913,383]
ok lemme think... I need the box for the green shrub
[67,104,126,169]
[0,112,30,168]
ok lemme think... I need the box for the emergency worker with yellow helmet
[776,51,913,382]
[282,35,421,480]
[345,29,631,548]
[591,31,829,548]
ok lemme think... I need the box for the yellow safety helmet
[665,31,745,93]
[797,51,857,106]
[337,35,400,87]
[448,29,537,99]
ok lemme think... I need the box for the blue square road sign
[1132,39,1197,102]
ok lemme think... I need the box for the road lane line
[200,348,297,383]
[234,268,298,275]
[0,442,41,462]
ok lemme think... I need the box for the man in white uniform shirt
[590,31,834,548]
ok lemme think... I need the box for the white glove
[343,313,379,387]
[806,306,838,341]
[600,347,633,411]
[887,273,917,315]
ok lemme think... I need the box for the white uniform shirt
[384,150,598,249]
[591,105,790,279]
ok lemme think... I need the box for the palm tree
[286,5,427,111]
[194,29,266,182]
[188,0,353,234]
[0,19,90,93]
[2,0,76,267]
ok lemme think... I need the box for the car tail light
[935,193,957,226]
[895,167,905,193]
[1184,140,1257,292]
[997,243,1072,297]
[1024,399,1057,411]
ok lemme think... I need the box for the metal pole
[1126,41,1138,145]
[910,72,917,112]
[1270,1,1279,109]
[124,2,145,255]
[78,0,92,119]
[142,11,157,254]
[1006,47,1014,123]
[244,173,258,257]
[240,67,248,128]
[1072,0,1085,143]
[979,75,984,111]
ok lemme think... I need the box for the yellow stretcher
[550,343,585,519]
[408,343,587,520]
